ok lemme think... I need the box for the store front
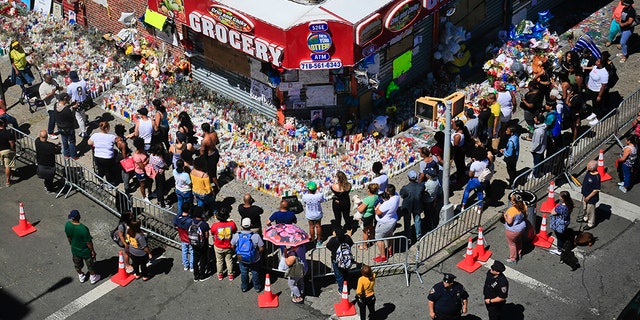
[145,0,454,120]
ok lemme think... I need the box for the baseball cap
[241,217,252,228]
[443,273,456,283]
[68,209,80,220]
[407,170,418,181]
[424,167,437,178]
[491,261,506,272]
[69,71,80,82]
[306,181,317,191]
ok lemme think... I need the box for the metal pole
[440,100,454,222]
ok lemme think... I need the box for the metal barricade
[413,201,482,283]
[308,235,410,296]
[511,146,572,193]
[569,108,619,171]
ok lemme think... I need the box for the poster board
[34,0,52,14]
[52,2,62,19]
[305,85,335,107]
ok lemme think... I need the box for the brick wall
[83,0,184,57]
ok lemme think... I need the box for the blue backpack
[550,111,562,138]
[236,232,258,263]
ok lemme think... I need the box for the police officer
[427,273,468,319]
[483,260,509,320]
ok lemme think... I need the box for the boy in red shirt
[211,209,238,280]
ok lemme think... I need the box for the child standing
[356,264,376,320]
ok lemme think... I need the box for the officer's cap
[443,273,456,283]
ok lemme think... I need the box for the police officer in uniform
[483,261,509,320]
[427,273,469,319]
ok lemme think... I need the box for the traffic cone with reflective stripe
[456,238,481,273]
[110,250,135,286]
[597,149,612,182]
[540,181,556,213]
[258,273,279,308]
[533,214,555,248]
[473,227,492,262]
[333,281,356,316]
[12,202,36,237]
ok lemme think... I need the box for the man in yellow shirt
[9,41,35,86]
[486,93,502,139]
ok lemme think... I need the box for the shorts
[135,172,147,181]
[362,215,375,227]
[72,255,95,273]
[0,149,15,168]
[375,220,395,239]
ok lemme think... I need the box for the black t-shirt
[483,271,509,300]
[0,128,14,151]
[325,235,354,261]
[238,204,264,229]
[567,94,584,116]
[621,6,637,31]
[477,109,491,131]
[35,139,58,167]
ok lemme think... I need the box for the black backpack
[188,221,204,247]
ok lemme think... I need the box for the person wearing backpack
[231,218,264,293]
[189,207,210,282]
[126,220,152,281]
[114,211,134,274]
[460,147,489,211]
[173,203,194,272]
[325,226,354,293]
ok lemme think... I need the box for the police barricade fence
[511,146,572,194]
[308,235,410,296]
[10,127,66,180]
[614,87,640,136]
[569,107,618,171]
[413,201,482,283]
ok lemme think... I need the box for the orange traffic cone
[539,181,556,213]
[473,227,492,262]
[597,149,612,182]
[12,202,36,237]
[333,281,356,316]
[111,250,135,286]
[456,238,481,273]
[533,214,555,248]
[257,273,279,308]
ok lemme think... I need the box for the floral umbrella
[263,223,310,247]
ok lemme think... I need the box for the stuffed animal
[368,115,389,137]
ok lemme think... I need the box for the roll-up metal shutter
[191,55,277,119]
[473,0,505,36]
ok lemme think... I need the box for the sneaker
[387,247,393,257]
[549,249,561,255]
[199,275,211,282]
[586,113,597,121]
[217,274,224,281]
[79,132,88,138]
[316,240,323,247]
[184,266,189,271]
[189,268,194,273]
[589,119,599,126]
[126,265,134,274]
[78,273,87,283]
[378,256,387,262]
[618,182,625,186]
[373,256,382,262]
[228,274,234,281]
[89,274,101,284]
[583,225,595,231]
[48,134,58,139]
[619,185,628,193]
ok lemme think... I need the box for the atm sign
[311,53,330,61]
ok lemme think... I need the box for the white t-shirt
[371,174,388,194]
[137,118,154,144]
[376,195,399,224]
[38,81,58,111]
[90,132,116,159]
[66,80,88,103]
[469,160,488,178]
[497,91,513,122]
[302,192,325,221]
[587,67,609,92]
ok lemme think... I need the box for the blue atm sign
[310,53,330,61]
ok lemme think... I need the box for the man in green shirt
[65,210,101,284]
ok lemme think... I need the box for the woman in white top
[496,82,516,138]
[128,107,154,150]
[373,184,399,263]
[88,121,119,185]
[586,57,609,123]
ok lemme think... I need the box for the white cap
[241,217,252,228]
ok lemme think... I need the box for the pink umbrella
[263,224,310,247]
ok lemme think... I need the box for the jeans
[175,189,193,213]
[121,169,131,193]
[461,178,484,207]
[332,261,348,292]
[181,242,193,269]
[621,29,633,57]
[239,261,263,292]
[47,110,56,134]
[288,276,305,298]
[622,163,632,188]
[195,192,215,215]
[532,152,545,177]
[60,131,77,158]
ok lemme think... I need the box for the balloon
[433,51,442,60]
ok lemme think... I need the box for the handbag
[145,163,158,179]
[36,165,55,180]
[119,157,135,172]
[284,256,304,278]
[491,138,500,150]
